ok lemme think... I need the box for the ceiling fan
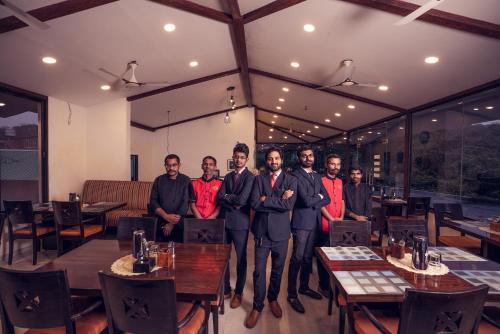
[317,59,378,90]
[0,0,50,30]
[394,0,446,26]
[99,61,169,90]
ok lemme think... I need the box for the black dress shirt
[343,182,372,218]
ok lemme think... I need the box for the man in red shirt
[318,154,345,297]
[190,156,222,219]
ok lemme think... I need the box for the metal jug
[132,230,146,259]
[412,236,429,270]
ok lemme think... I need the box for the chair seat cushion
[13,225,55,237]
[438,235,481,253]
[210,295,221,307]
[370,233,379,242]
[60,224,103,237]
[26,311,107,334]
[337,293,346,306]
[479,319,500,333]
[354,309,399,334]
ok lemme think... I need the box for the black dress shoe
[299,287,323,300]
[287,297,305,314]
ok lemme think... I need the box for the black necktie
[308,172,314,180]
[233,172,240,186]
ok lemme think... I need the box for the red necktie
[271,173,277,188]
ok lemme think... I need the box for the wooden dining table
[39,239,231,302]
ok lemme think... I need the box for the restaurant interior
[0,0,500,333]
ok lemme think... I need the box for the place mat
[387,253,449,276]
[321,246,382,261]
[479,226,500,236]
[111,254,160,276]
[428,247,487,262]
[451,270,500,294]
[333,270,412,295]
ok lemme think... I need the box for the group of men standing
[149,143,372,328]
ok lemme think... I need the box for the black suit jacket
[216,168,255,230]
[250,171,297,242]
[291,168,330,230]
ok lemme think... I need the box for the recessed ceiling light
[282,87,289,92]
[276,106,282,110]
[290,61,300,68]
[284,136,288,139]
[343,137,347,140]
[268,136,273,139]
[189,61,199,67]
[486,106,494,110]
[100,85,111,91]
[378,85,389,91]
[432,118,438,122]
[273,114,278,118]
[42,56,57,64]
[399,126,404,130]
[334,113,341,117]
[368,131,373,134]
[307,130,311,133]
[303,24,315,32]
[425,56,439,64]
[325,118,331,123]
[0,102,5,107]
[278,98,285,102]
[314,125,319,129]
[302,133,306,136]
[271,120,276,124]
[269,128,274,132]
[377,132,381,135]
[473,107,479,111]
[163,23,176,32]
[348,104,355,109]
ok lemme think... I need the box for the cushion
[354,309,399,334]
[81,180,152,210]
[105,209,148,227]
[337,293,346,306]
[370,233,380,242]
[479,320,500,333]
[177,301,206,334]
[438,235,481,253]
[60,224,103,238]
[26,312,107,334]
[14,225,55,236]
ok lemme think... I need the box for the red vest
[321,176,343,232]
[192,177,222,219]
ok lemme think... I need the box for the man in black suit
[217,143,255,309]
[245,147,297,328]
[287,145,330,313]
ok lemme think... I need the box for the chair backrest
[183,218,225,244]
[0,268,74,333]
[117,217,158,242]
[398,285,488,334]
[407,197,431,219]
[387,217,428,247]
[3,201,34,228]
[371,207,387,233]
[433,202,464,235]
[329,220,371,247]
[98,271,178,334]
[52,201,82,227]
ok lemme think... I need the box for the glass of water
[427,251,442,267]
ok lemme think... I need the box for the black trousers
[224,228,249,295]
[316,229,330,290]
[252,235,288,312]
[287,228,316,298]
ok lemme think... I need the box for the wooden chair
[183,218,225,244]
[328,220,371,333]
[433,203,481,254]
[387,217,428,248]
[0,267,107,334]
[98,271,207,334]
[3,200,55,265]
[183,218,225,334]
[352,285,489,334]
[406,197,431,220]
[52,201,102,256]
[371,207,387,246]
[117,216,158,242]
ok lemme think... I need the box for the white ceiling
[0,0,499,143]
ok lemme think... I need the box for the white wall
[86,98,131,180]
[132,107,256,180]
[48,97,88,200]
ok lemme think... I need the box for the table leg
[347,303,355,334]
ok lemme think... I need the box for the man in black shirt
[344,166,372,221]
[149,154,191,242]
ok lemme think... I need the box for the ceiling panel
[257,121,304,143]
[239,0,276,15]
[0,0,63,19]
[409,0,500,23]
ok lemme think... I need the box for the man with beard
[245,147,297,328]
[287,145,330,313]
[317,154,345,297]
[344,166,372,221]
[217,143,255,308]
[190,156,222,219]
[149,154,191,242]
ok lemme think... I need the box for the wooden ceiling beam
[147,0,232,24]
[249,68,407,113]
[126,68,240,101]
[242,0,306,24]
[257,105,345,132]
[339,0,500,40]
[227,1,253,107]
[258,120,309,143]
[0,0,119,34]
[131,121,155,132]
